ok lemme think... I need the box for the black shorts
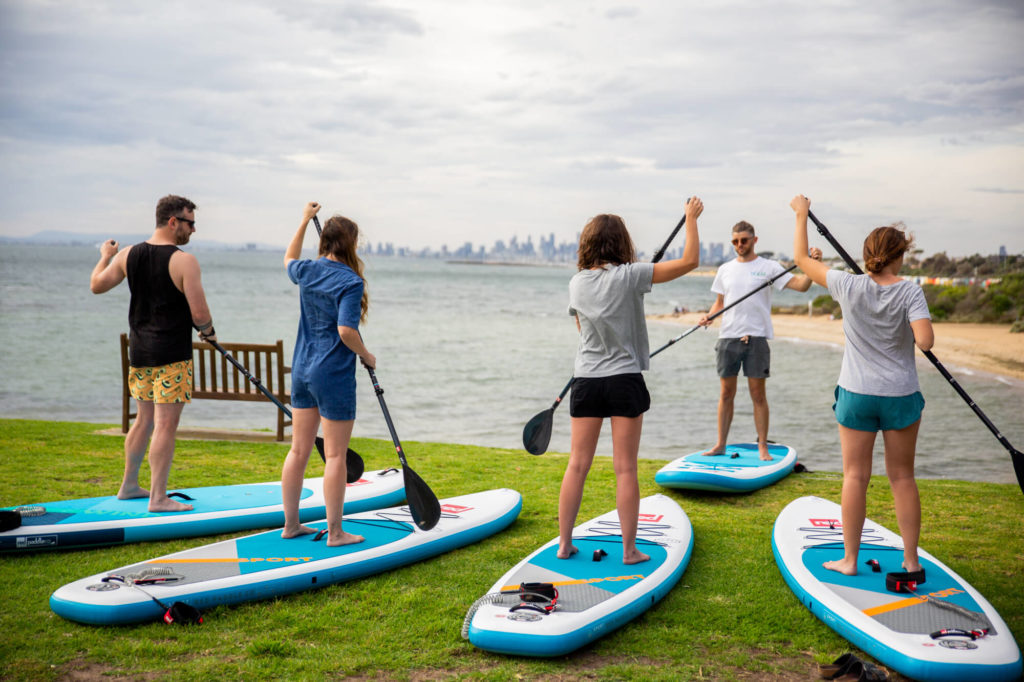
[569,373,650,419]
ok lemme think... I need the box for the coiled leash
[101,568,202,625]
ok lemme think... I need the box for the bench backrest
[120,333,291,440]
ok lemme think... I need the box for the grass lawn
[0,419,1021,680]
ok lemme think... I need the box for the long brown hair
[319,215,369,322]
[863,223,913,274]
[576,214,636,270]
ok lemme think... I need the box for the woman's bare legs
[823,425,876,575]
[281,407,320,538]
[321,416,363,547]
[558,417,601,559]
[883,419,922,573]
[611,415,649,564]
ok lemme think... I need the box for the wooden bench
[120,333,292,441]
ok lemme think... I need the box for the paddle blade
[523,408,554,455]
[403,465,441,531]
[346,448,365,483]
[314,437,326,463]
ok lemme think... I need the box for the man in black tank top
[90,195,217,512]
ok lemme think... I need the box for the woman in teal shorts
[791,195,934,579]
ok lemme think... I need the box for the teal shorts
[833,386,924,432]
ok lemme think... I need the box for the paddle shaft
[807,210,1024,485]
[204,338,291,416]
[650,264,797,359]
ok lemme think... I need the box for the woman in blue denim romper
[282,202,376,547]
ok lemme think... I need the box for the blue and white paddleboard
[1,469,405,552]
[464,494,693,657]
[773,496,1022,682]
[51,488,522,625]
[654,442,797,493]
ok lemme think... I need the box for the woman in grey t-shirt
[791,195,934,580]
[558,197,703,565]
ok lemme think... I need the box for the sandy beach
[650,312,1024,381]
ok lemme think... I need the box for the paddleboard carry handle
[930,627,989,641]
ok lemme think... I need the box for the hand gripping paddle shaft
[522,207,691,456]
[808,209,1024,495]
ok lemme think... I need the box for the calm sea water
[1,244,1022,484]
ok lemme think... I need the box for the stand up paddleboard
[773,496,1022,682]
[1,469,405,553]
[654,442,797,493]
[51,488,522,625]
[464,494,693,657]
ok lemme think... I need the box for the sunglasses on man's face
[731,237,751,246]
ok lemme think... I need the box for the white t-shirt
[710,256,793,339]
[568,262,655,377]
[827,270,931,396]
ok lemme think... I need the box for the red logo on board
[809,518,841,528]
[441,504,473,514]
[639,514,664,523]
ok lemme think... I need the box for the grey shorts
[716,337,770,379]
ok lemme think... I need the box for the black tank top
[126,243,193,367]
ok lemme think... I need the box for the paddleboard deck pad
[655,442,796,492]
[51,488,522,625]
[464,494,693,657]
[773,496,1022,682]
[1,469,406,552]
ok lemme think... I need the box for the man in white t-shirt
[698,220,820,460]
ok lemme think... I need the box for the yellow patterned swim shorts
[128,360,193,403]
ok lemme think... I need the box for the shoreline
[649,312,1024,382]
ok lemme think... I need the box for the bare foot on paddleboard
[701,444,726,456]
[556,545,578,560]
[758,443,772,461]
[326,532,364,547]
[117,485,149,500]
[623,549,650,565]
[823,558,858,576]
[281,524,318,539]
[148,496,193,513]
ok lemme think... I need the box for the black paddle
[311,213,441,527]
[807,209,1024,495]
[363,364,442,531]
[649,264,798,359]
[202,337,364,483]
[522,207,692,456]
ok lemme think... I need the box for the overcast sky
[1,0,1022,256]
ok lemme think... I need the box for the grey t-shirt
[827,269,931,396]
[568,262,655,378]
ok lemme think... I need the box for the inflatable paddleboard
[654,442,797,492]
[773,496,1022,682]
[51,488,522,625]
[464,494,692,657]
[1,469,405,552]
